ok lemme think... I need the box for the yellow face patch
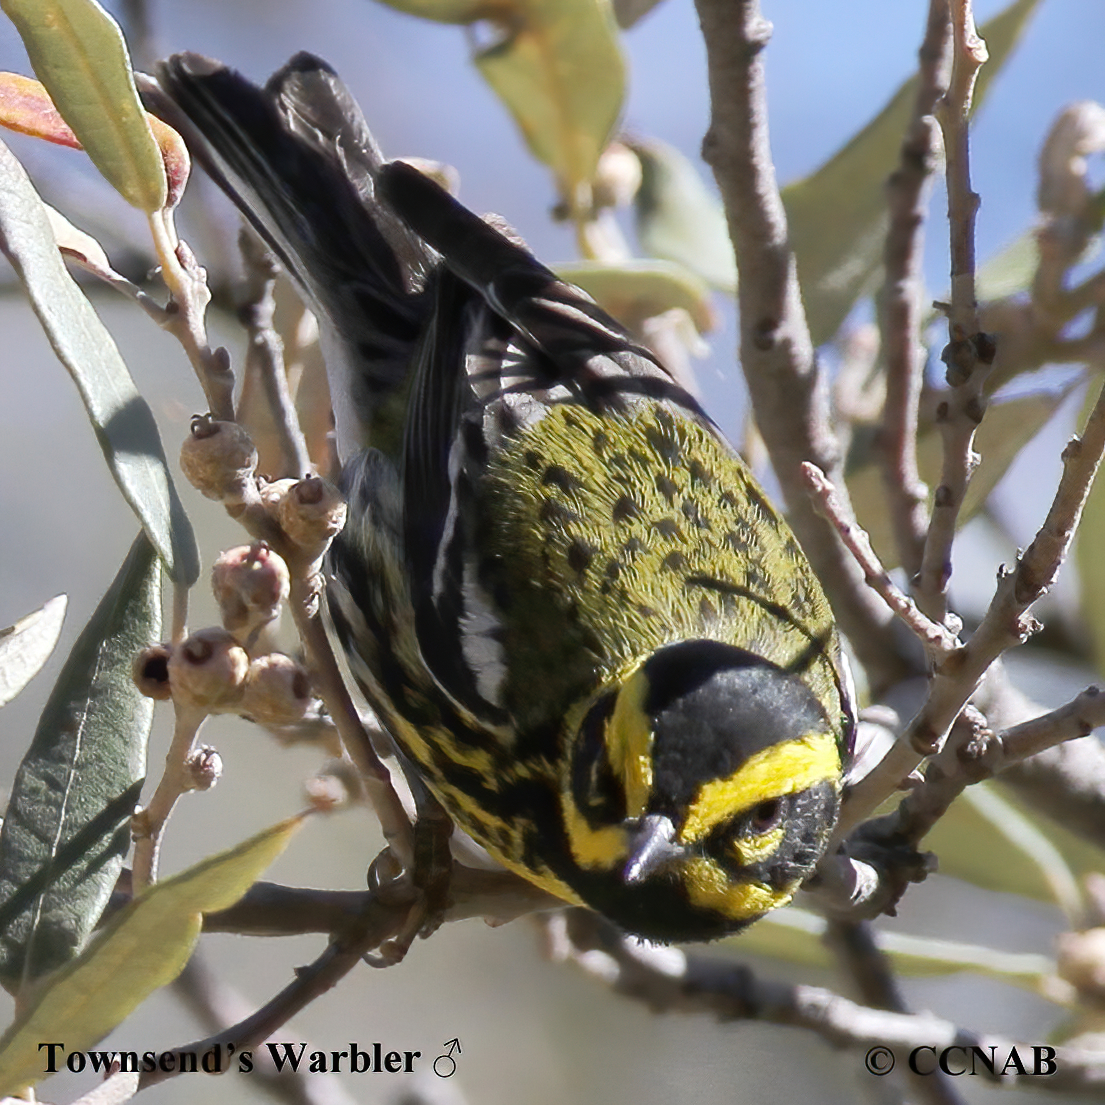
[606,668,654,822]
[679,730,840,844]
[682,856,794,919]
[563,796,629,871]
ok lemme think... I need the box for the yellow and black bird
[158,53,854,943]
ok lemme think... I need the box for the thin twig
[173,952,357,1105]
[918,0,992,623]
[840,374,1105,834]
[207,469,417,872]
[877,0,951,579]
[554,910,1105,1094]
[130,704,206,892]
[285,569,415,873]
[999,686,1105,764]
[692,0,912,693]
[826,919,967,1105]
[237,231,313,479]
[138,893,410,1091]
[802,463,959,660]
[893,685,1105,879]
[147,209,235,420]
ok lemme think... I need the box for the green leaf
[372,0,487,19]
[976,231,1039,303]
[735,905,1054,992]
[376,0,624,207]
[1,0,166,211]
[475,0,625,208]
[611,0,664,29]
[0,814,304,1098]
[924,782,1081,910]
[848,389,1064,569]
[555,258,715,333]
[626,137,737,292]
[783,0,1042,345]
[0,535,159,989]
[0,136,199,585]
[1076,380,1105,675]
[0,595,66,709]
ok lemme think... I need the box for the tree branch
[877,0,951,579]
[693,0,913,693]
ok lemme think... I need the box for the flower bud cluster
[134,541,316,732]
[179,417,346,565]
[132,417,352,798]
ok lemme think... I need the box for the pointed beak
[623,813,685,884]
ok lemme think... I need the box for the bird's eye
[749,797,782,834]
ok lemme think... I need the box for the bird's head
[562,639,844,941]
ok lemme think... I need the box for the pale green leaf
[0,137,199,585]
[925,783,1080,910]
[783,0,1042,345]
[0,814,304,1098]
[0,596,66,709]
[1076,380,1105,675]
[474,0,625,207]
[626,137,737,292]
[1,0,166,211]
[612,0,664,29]
[0,536,159,988]
[976,231,1039,303]
[735,905,1054,991]
[372,0,488,20]
[849,389,1064,568]
[376,0,624,206]
[555,258,715,333]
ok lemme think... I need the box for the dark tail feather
[153,53,431,449]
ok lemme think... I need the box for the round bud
[185,745,223,792]
[240,652,313,726]
[258,476,298,513]
[1057,927,1105,1001]
[273,476,347,560]
[167,627,249,711]
[593,141,643,210]
[304,761,359,812]
[211,543,290,642]
[180,415,258,502]
[132,644,173,700]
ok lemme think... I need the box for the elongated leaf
[924,783,1081,908]
[1,0,166,211]
[372,0,486,19]
[0,815,304,1098]
[1076,380,1105,674]
[976,231,1039,303]
[0,72,190,208]
[0,137,199,584]
[736,905,1053,991]
[555,258,715,333]
[0,70,80,148]
[476,0,625,207]
[377,0,624,206]
[848,389,1064,568]
[0,596,66,709]
[626,138,737,292]
[783,0,1041,345]
[612,0,664,29]
[0,535,159,989]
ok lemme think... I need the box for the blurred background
[1,1,1104,1103]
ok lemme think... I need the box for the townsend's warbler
[158,53,855,943]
